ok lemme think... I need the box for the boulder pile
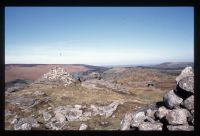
[36,67,76,86]
[120,67,194,131]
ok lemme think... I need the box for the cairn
[120,67,194,131]
[36,67,76,86]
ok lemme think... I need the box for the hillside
[5,65,182,130]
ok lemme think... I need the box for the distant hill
[138,62,193,70]
[5,64,109,82]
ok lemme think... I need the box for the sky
[5,7,194,66]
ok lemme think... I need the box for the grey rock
[33,90,46,96]
[130,111,146,128]
[166,109,190,125]
[20,123,32,130]
[120,113,133,130]
[90,101,119,118]
[155,106,171,119]
[144,116,156,123]
[138,122,163,131]
[43,111,52,122]
[79,123,88,130]
[178,76,194,93]
[14,117,40,130]
[145,108,157,119]
[7,86,23,93]
[176,67,193,83]
[183,95,194,110]
[163,90,183,109]
[65,108,83,121]
[54,111,66,123]
[45,121,65,130]
[167,125,194,131]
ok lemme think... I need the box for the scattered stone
[130,111,146,128]
[74,105,82,109]
[48,107,52,110]
[43,111,52,122]
[90,101,119,118]
[13,117,40,130]
[65,108,83,121]
[20,123,32,130]
[54,111,66,123]
[120,113,133,130]
[6,86,24,93]
[79,123,88,130]
[33,91,45,96]
[138,122,163,131]
[163,90,183,109]
[167,125,194,131]
[99,121,109,127]
[45,121,65,130]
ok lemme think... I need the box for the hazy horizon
[5,7,194,65]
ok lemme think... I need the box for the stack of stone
[37,67,76,86]
[120,67,194,131]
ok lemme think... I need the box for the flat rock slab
[167,125,194,131]
[138,122,163,131]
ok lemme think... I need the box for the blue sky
[5,7,194,66]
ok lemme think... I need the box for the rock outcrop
[120,67,194,131]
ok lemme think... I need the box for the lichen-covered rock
[183,95,194,110]
[138,122,163,131]
[177,76,194,94]
[155,106,171,119]
[163,90,183,109]
[167,125,194,131]
[176,67,193,83]
[130,111,146,128]
[120,113,133,130]
[166,109,190,125]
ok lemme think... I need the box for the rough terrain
[5,64,193,130]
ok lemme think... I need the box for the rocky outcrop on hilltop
[36,67,76,86]
[120,67,194,131]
